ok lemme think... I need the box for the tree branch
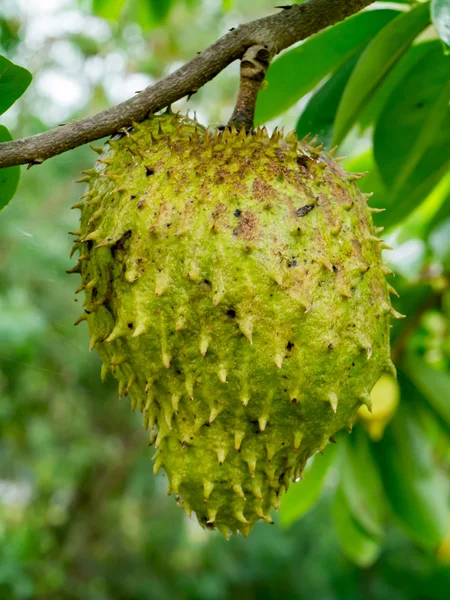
[0,0,375,169]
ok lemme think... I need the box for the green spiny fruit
[69,112,399,537]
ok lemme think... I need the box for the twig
[228,44,270,131]
[0,0,375,168]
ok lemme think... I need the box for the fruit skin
[69,112,397,537]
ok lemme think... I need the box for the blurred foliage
[1,0,450,598]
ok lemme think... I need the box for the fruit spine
[69,113,399,537]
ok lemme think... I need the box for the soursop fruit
[69,112,399,537]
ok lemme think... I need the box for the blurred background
[0,0,449,598]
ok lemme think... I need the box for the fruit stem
[227,45,270,132]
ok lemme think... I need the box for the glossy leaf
[333,1,431,145]
[339,427,387,537]
[255,9,399,124]
[432,0,450,49]
[279,444,337,527]
[0,125,20,211]
[332,486,382,567]
[296,48,363,147]
[0,55,32,115]
[359,40,437,132]
[342,147,450,233]
[374,45,450,228]
[403,353,450,427]
[375,404,450,549]
[390,155,450,243]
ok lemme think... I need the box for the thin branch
[227,44,271,131]
[0,0,375,169]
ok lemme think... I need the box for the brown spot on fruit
[234,210,260,241]
[252,178,276,202]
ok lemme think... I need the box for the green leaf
[0,55,32,116]
[375,404,450,549]
[279,444,337,527]
[333,1,431,145]
[255,9,399,124]
[374,44,450,228]
[432,0,450,50]
[92,0,126,21]
[332,486,382,567]
[396,169,450,243]
[345,146,450,233]
[296,48,363,147]
[0,125,20,211]
[403,353,450,427]
[339,428,386,538]
[387,279,433,343]
[359,40,438,132]
[340,150,389,221]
